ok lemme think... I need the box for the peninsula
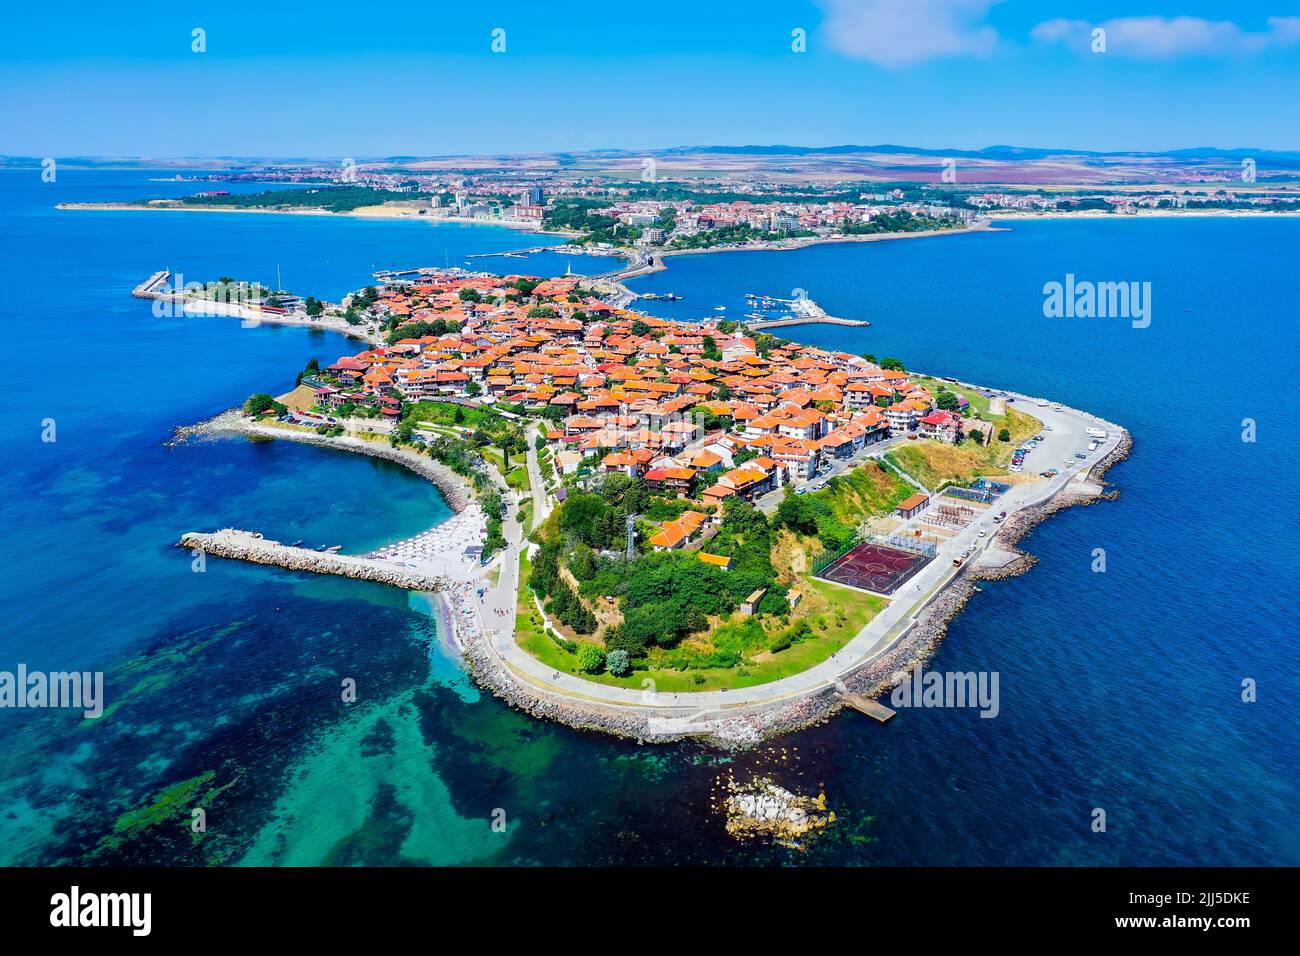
[172,265,1130,745]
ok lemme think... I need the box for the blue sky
[3,1,1299,156]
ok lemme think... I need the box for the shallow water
[1,172,1295,866]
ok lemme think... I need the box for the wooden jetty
[837,691,896,722]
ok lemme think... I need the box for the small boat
[714,305,726,311]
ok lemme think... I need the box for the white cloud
[818,0,1004,68]
[1031,15,1300,58]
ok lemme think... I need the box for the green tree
[604,624,647,658]
[998,427,1011,442]
[391,419,415,446]
[244,393,286,417]
[880,356,906,372]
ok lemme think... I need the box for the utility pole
[625,513,637,562]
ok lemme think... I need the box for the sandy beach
[365,503,487,582]
[57,199,578,236]
[994,208,1300,221]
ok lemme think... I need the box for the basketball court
[817,541,933,595]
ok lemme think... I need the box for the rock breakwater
[179,529,453,591]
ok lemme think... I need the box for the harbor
[742,291,869,330]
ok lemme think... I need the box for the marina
[741,292,869,330]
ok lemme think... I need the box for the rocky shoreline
[173,411,473,512]
[451,426,1133,748]
[455,600,659,742]
[760,426,1136,740]
[174,408,1132,749]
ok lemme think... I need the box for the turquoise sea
[1,170,1295,865]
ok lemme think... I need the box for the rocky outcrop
[179,529,452,591]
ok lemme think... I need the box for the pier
[132,270,170,299]
[837,692,896,722]
[747,315,869,330]
[464,245,557,259]
[743,293,869,331]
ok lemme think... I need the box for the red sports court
[817,541,933,595]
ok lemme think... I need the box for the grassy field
[514,552,571,669]
[817,459,916,524]
[505,465,530,493]
[513,552,886,692]
[405,400,499,429]
[886,401,1041,488]
[888,441,1002,488]
[912,375,996,417]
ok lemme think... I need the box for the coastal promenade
[174,384,1124,745]
[460,395,1128,743]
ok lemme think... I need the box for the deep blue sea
[1,171,1295,865]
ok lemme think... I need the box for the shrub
[576,644,605,674]
[606,649,631,677]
